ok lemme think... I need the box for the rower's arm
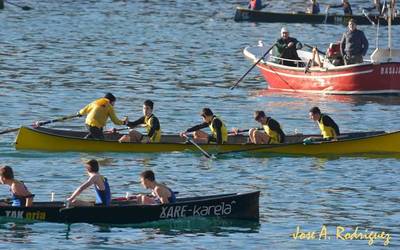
[68,177,95,201]
[185,122,208,133]
[108,106,125,126]
[78,103,92,116]
[127,116,145,128]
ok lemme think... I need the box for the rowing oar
[323,7,329,24]
[182,134,214,159]
[5,0,32,10]
[0,114,80,135]
[230,43,276,90]
[361,9,376,26]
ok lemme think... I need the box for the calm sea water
[1,0,399,249]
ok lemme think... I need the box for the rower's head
[281,27,289,39]
[200,108,214,123]
[140,170,155,189]
[309,106,321,121]
[348,19,357,31]
[0,166,14,183]
[143,100,154,117]
[254,111,267,124]
[104,93,116,106]
[85,159,99,174]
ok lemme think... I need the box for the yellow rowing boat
[14,126,400,156]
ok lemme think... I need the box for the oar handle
[228,129,250,135]
[230,43,276,90]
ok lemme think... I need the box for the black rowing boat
[0,192,260,224]
[234,7,400,25]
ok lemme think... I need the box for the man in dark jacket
[272,27,303,67]
[340,19,369,65]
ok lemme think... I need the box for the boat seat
[370,48,400,63]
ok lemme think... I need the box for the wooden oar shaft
[0,114,80,135]
[230,43,276,90]
[37,114,80,126]
[0,128,19,135]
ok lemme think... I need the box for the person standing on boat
[248,111,285,144]
[248,0,263,10]
[307,0,321,14]
[327,0,353,15]
[118,100,162,143]
[340,19,369,65]
[272,27,303,67]
[363,0,383,15]
[67,159,111,206]
[180,108,228,144]
[308,107,340,141]
[77,93,128,140]
[137,170,176,205]
[0,166,34,207]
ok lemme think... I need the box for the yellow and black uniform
[262,117,285,144]
[126,114,161,142]
[318,114,340,140]
[185,116,228,144]
[79,97,125,139]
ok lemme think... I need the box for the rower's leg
[193,130,209,144]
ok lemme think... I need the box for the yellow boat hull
[14,126,400,156]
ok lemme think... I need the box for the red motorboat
[242,8,400,95]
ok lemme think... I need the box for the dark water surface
[1,0,399,249]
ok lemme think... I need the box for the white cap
[281,27,289,34]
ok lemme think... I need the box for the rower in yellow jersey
[78,93,128,140]
[180,108,228,144]
[306,106,340,143]
[248,111,285,144]
[118,100,162,143]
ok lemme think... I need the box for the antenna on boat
[388,1,393,58]
[376,19,380,48]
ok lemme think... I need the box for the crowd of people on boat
[65,93,341,146]
[271,17,368,67]
[0,161,175,208]
[248,0,397,17]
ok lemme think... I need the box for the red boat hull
[257,62,400,94]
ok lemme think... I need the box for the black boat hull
[0,192,260,224]
[234,7,400,25]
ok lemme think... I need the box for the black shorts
[85,125,104,140]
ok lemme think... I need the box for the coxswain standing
[327,0,353,15]
[78,93,128,140]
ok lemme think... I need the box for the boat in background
[242,5,400,94]
[234,7,400,25]
[14,126,400,157]
[0,192,260,224]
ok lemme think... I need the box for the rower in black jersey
[180,108,228,144]
[249,111,285,144]
[118,100,162,143]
